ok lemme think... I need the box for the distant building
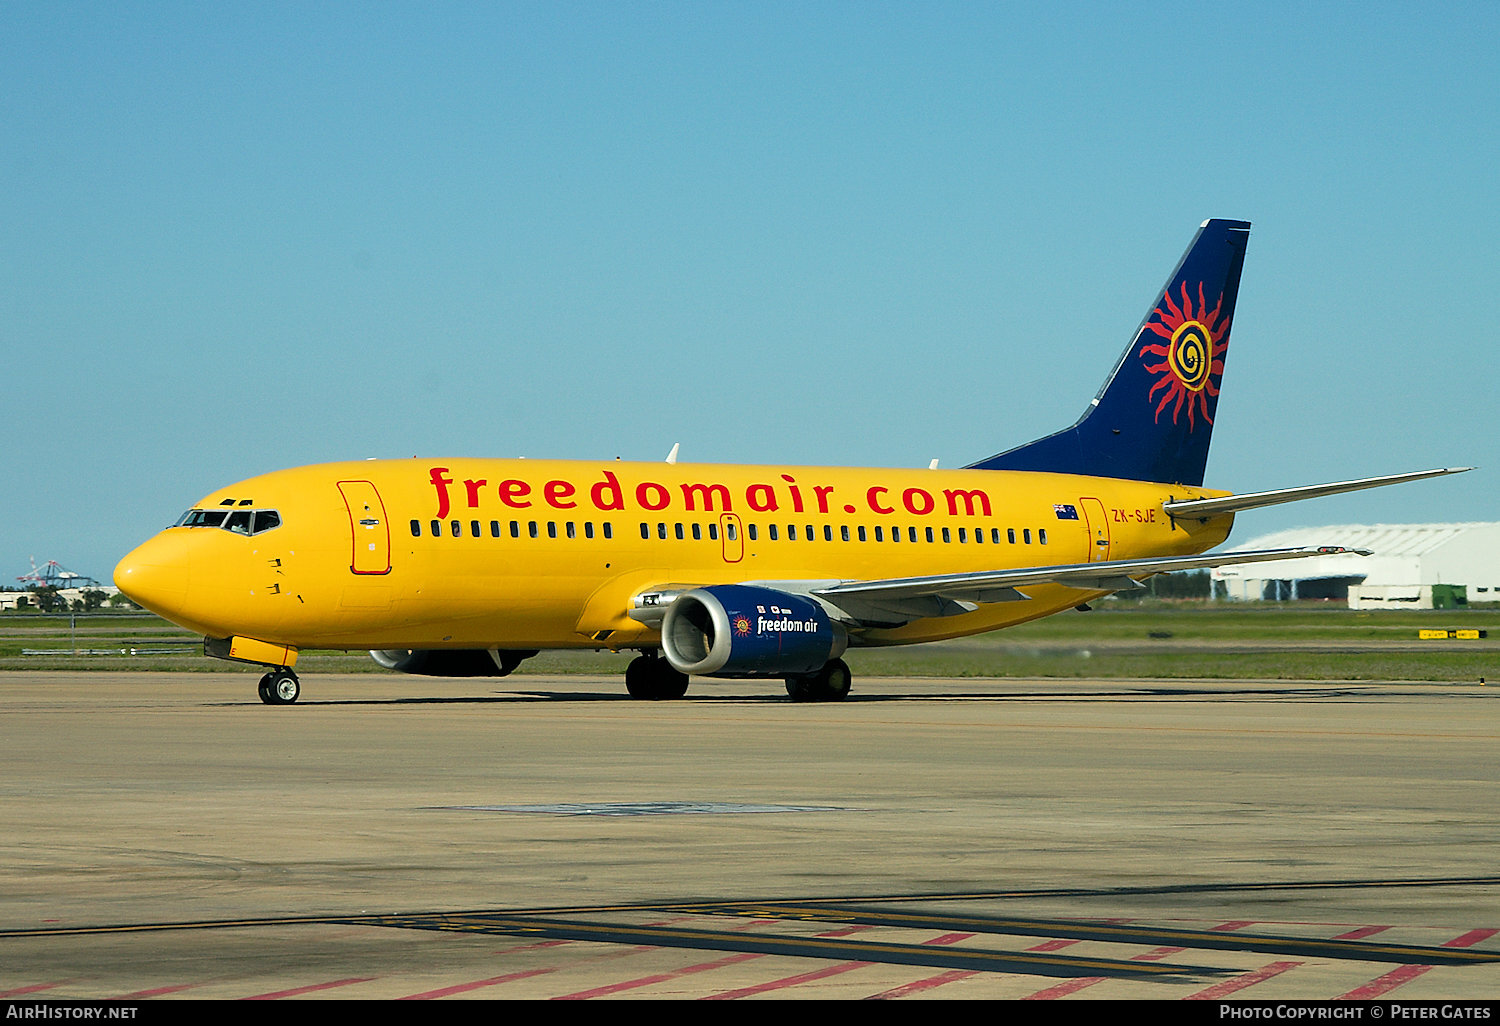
[0,585,120,611]
[1211,523,1500,607]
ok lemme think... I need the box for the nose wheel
[257,669,301,705]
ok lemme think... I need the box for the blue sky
[3,2,1495,583]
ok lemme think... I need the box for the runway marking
[703,960,873,1000]
[862,931,979,999]
[0,980,74,998]
[1339,927,1500,1000]
[366,912,1222,979]
[399,968,557,1000]
[1024,974,1104,999]
[671,903,1500,966]
[5,876,1495,998]
[552,951,764,1000]
[115,983,205,998]
[546,915,780,999]
[1335,925,1392,940]
[243,976,374,999]
[1186,961,1304,1000]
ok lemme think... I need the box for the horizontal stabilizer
[1164,467,1472,520]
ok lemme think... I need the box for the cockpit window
[178,509,228,528]
[174,508,283,535]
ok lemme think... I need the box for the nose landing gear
[257,669,301,705]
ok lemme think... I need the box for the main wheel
[786,658,852,702]
[625,655,689,699]
[817,658,852,701]
[263,670,300,705]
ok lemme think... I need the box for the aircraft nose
[114,533,192,620]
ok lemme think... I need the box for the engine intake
[660,585,846,677]
[369,648,536,677]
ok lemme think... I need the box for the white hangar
[1211,523,1500,607]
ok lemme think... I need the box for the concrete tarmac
[2,670,1498,1001]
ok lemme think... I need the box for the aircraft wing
[808,546,1370,625]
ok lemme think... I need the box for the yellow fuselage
[115,458,1233,654]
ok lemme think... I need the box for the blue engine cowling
[660,585,847,677]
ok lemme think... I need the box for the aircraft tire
[263,670,300,705]
[625,655,689,700]
[786,659,852,702]
[818,658,852,701]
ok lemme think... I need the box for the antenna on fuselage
[928,459,939,470]
[666,443,680,464]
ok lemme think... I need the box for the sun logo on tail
[1138,282,1229,429]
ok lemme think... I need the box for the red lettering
[903,487,935,516]
[544,479,577,509]
[867,486,894,515]
[813,485,834,514]
[746,483,779,513]
[781,474,805,513]
[636,481,670,511]
[943,488,992,517]
[498,479,532,508]
[429,467,453,519]
[463,478,488,509]
[591,470,625,511]
[681,482,732,512]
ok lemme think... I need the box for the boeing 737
[114,219,1468,704]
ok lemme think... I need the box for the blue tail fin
[967,219,1251,486]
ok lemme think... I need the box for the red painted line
[696,924,879,999]
[1213,920,1255,931]
[703,960,874,999]
[243,976,374,1000]
[116,983,204,998]
[1338,926,1496,1000]
[1023,930,1200,999]
[1340,963,1433,999]
[1187,961,1303,1000]
[553,951,764,999]
[867,969,976,999]
[862,932,978,1000]
[1024,975,1104,999]
[1446,928,1498,947]
[1028,938,1080,952]
[1335,925,1392,940]
[400,968,556,1000]
[0,981,72,998]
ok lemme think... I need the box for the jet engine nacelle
[369,648,536,677]
[660,585,847,677]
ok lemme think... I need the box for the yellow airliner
[114,220,1467,704]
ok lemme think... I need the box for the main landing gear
[625,651,690,700]
[258,668,301,705]
[622,653,854,702]
[785,658,853,702]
